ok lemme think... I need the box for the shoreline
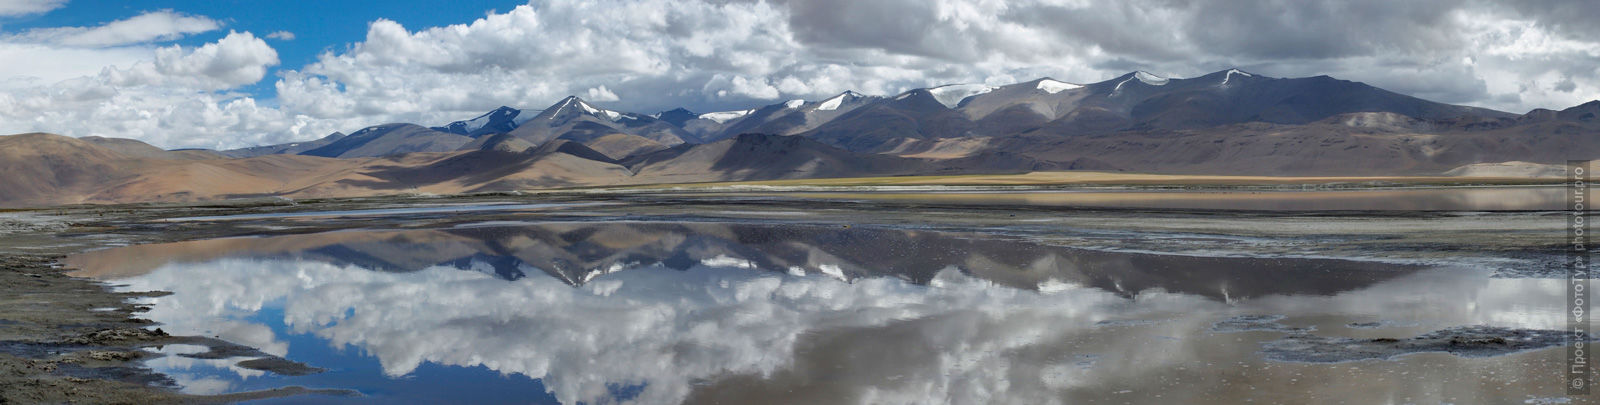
[0,254,355,403]
[592,171,1568,191]
[0,204,371,403]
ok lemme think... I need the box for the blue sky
[0,0,526,99]
[0,0,1594,150]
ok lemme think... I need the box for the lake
[62,197,1578,403]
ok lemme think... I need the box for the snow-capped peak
[698,109,754,124]
[783,99,805,109]
[1133,71,1169,85]
[927,84,996,108]
[1034,79,1081,94]
[574,98,623,121]
[817,91,863,111]
[1220,68,1252,86]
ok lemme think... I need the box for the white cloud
[584,85,619,102]
[0,42,149,85]
[264,1,1089,137]
[0,0,65,17]
[0,0,1597,150]
[265,31,294,41]
[119,30,279,89]
[703,74,781,99]
[0,31,299,149]
[262,0,1597,143]
[9,10,221,47]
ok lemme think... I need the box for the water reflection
[67,222,1417,301]
[66,222,1570,404]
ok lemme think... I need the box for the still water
[65,221,1573,404]
[777,186,1591,211]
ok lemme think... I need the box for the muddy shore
[0,196,508,403]
[0,197,414,403]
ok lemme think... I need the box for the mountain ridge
[5,69,1598,207]
[225,69,1543,161]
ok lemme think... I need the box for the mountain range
[3,68,1598,207]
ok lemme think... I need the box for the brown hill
[332,140,630,192]
[462,133,538,153]
[623,133,925,183]
[219,132,347,158]
[8,132,923,207]
[300,124,472,158]
[0,134,141,206]
[1000,111,1600,175]
[78,136,222,160]
[581,133,668,160]
[0,133,638,207]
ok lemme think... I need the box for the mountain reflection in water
[68,222,1416,301]
[65,222,1564,404]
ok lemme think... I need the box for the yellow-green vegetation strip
[600,171,1565,190]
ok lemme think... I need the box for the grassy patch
[599,171,1564,190]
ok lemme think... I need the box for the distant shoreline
[584,170,1568,191]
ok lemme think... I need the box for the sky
[0,0,1596,150]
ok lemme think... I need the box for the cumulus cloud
[0,31,302,149]
[584,85,619,102]
[104,31,280,90]
[9,10,221,47]
[2,0,1599,149]
[0,0,65,17]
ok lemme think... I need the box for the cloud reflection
[81,222,1569,404]
[123,258,1191,404]
[114,254,1567,404]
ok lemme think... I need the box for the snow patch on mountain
[576,100,600,115]
[1111,78,1135,95]
[1113,71,1171,95]
[548,98,578,120]
[817,92,860,111]
[1034,79,1080,95]
[699,109,754,124]
[1134,71,1169,85]
[783,99,805,109]
[577,99,623,121]
[928,84,996,108]
[1221,69,1252,86]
